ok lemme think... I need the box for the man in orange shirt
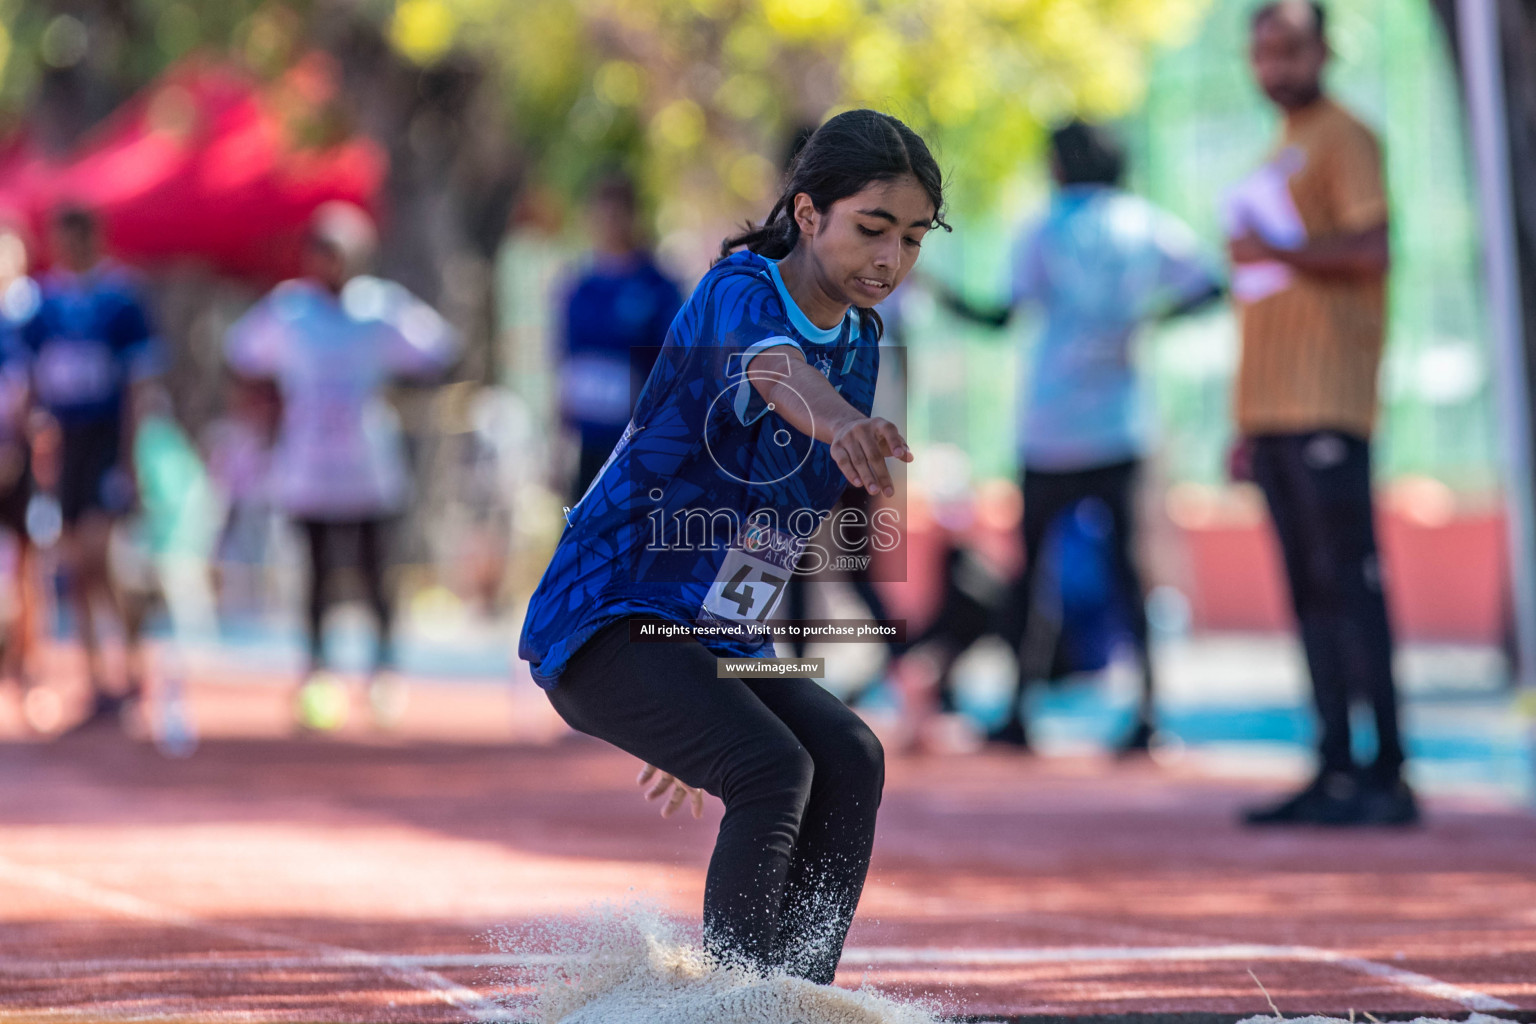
[1228,0,1415,826]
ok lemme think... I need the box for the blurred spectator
[495,187,569,465]
[202,377,280,619]
[18,206,162,729]
[0,223,40,691]
[119,384,222,647]
[1227,0,1412,826]
[224,201,459,728]
[937,120,1221,753]
[556,172,683,503]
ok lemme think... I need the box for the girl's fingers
[878,421,913,462]
[690,789,704,819]
[661,783,689,818]
[854,432,894,495]
[841,438,874,494]
[835,419,914,491]
[833,444,864,489]
[637,764,657,786]
[645,774,674,800]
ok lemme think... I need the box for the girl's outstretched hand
[637,763,705,819]
[830,416,913,498]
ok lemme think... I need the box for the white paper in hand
[1222,147,1308,302]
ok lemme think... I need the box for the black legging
[299,518,394,672]
[1250,432,1403,783]
[548,615,885,984]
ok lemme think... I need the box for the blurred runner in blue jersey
[939,121,1221,753]
[19,207,163,729]
[225,202,458,729]
[557,172,682,502]
[519,110,946,983]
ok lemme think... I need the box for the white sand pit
[494,908,940,1024]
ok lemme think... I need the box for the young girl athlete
[518,109,946,984]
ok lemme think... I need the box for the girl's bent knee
[836,719,885,792]
[729,738,815,808]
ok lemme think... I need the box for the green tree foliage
[0,0,1208,216]
[384,0,1210,217]
[0,1,315,150]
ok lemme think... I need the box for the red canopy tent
[0,54,386,282]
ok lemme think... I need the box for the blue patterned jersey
[519,250,880,687]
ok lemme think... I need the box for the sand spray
[486,903,942,1024]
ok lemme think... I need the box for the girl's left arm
[746,343,912,498]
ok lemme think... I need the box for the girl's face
[793,175,934,307]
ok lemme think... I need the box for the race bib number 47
[698,520,803,625]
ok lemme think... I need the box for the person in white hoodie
[225,202,458,727]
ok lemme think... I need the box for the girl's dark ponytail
[720,198,799,260]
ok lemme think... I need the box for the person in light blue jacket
[941,121,1222,753]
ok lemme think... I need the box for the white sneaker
[366,671,408,730]
[294,672,349,733]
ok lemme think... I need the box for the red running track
[0,670,1533,1022]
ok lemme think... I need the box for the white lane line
[0,855,508,1020]
[0,943,1518,1012]
[0,953,563,974]
[838,946,1519,1012]
[843,946,1518,1011]
[1321,953,1520,1014]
